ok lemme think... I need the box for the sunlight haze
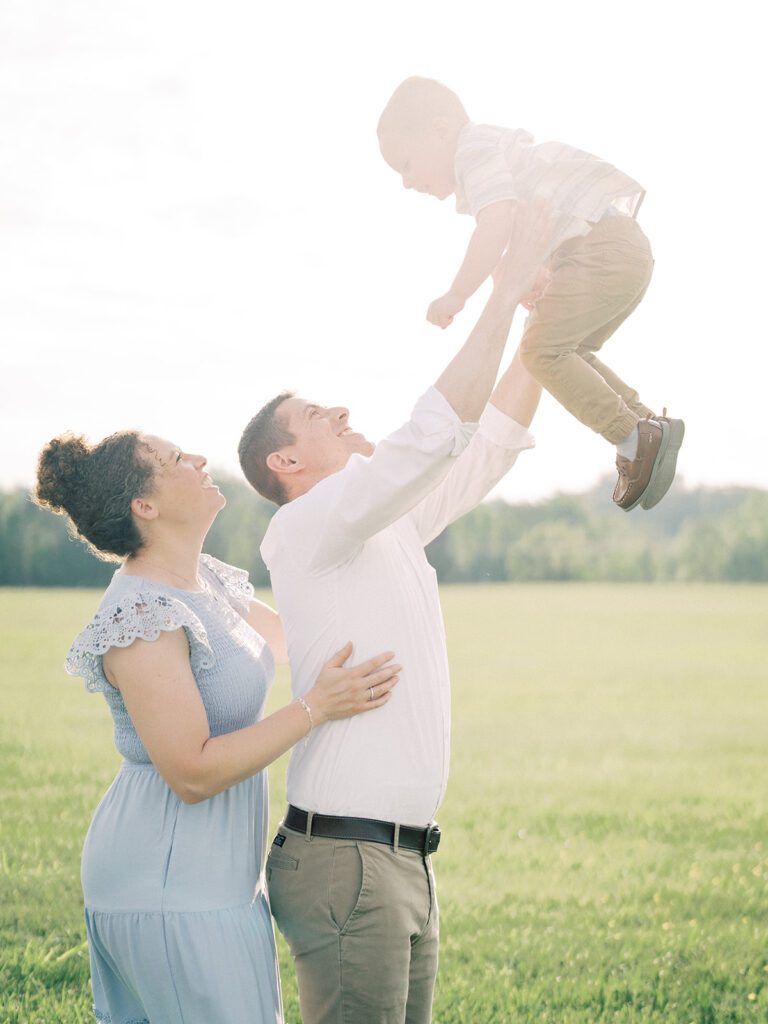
[1,0,763,503]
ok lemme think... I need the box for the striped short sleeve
[454,123,645,227]
[454,126,534,217]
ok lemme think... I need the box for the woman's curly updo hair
[34,431,156,562]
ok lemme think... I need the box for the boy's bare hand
[427,290,465,329]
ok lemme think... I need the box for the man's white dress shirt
[260,387,534,827]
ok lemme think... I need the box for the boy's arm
[427,197,555,423]
[427,201,516,329]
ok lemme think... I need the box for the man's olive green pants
[267,824,439,1024]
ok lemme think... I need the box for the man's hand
[494,251,550,311]
[491,200,559,313]
[520,267,551,311]
[427,290,465,329]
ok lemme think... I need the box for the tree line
[2,476,767,587]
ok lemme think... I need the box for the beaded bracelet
[295,696,314,739]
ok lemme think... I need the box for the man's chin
[356,440,375,457]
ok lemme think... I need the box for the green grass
[1,585,767,1023]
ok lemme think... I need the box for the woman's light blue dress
[66,554,283,1024]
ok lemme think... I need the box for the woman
[35,428,400,1024]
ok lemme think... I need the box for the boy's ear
[266,450,303,476]
[432,115,451,140]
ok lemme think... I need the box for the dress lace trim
[200,553,255,615]
[93,1009,148,1024]
[65,592,214,693]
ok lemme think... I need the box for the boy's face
[379,126,456,200]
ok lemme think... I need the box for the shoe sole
[619,420,671,512]
[641,418,685,510]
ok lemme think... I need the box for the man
[238,210,550,1024]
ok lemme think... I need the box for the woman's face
[138,434,226,528]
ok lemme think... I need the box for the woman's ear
[130,496,159,522]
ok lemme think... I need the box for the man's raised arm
[285,287,518,572]
[408,348,542,547]
[273,203,557,572]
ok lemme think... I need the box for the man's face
[379,126,456,200]
[277,397,375,480]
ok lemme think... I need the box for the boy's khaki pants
[267,825,439,1024]
[520,214,655,445]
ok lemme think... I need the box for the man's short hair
[238,391,295,505]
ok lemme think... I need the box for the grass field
[1,585,767,1023]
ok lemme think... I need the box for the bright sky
[1,0,764,503]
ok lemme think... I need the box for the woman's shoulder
[198,554,254,616]
[65,575,214,692]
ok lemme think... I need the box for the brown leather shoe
[641,413,685,510]
[612,419,668,511]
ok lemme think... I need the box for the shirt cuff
[478,401,536,451]
[412,387,479,457]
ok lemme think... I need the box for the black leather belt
[283,805,441,856]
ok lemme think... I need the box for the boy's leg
[579,281,655,421]
[520,216,654,445]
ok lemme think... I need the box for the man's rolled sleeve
[264,386,480,574]
[413,386,478,456]
[408,403,535,546]
[479,402,536,452]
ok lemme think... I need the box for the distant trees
[2,476,767,586]
[676,492,768,581]
[0,490,112,588]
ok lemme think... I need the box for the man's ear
[266,450,303,476]
[131,496,159,522]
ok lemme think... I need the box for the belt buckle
[423,823,441,856]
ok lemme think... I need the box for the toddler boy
[378,76,684,511]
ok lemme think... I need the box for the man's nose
[329,406,349,424]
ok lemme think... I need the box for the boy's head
[377,77,469,200]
